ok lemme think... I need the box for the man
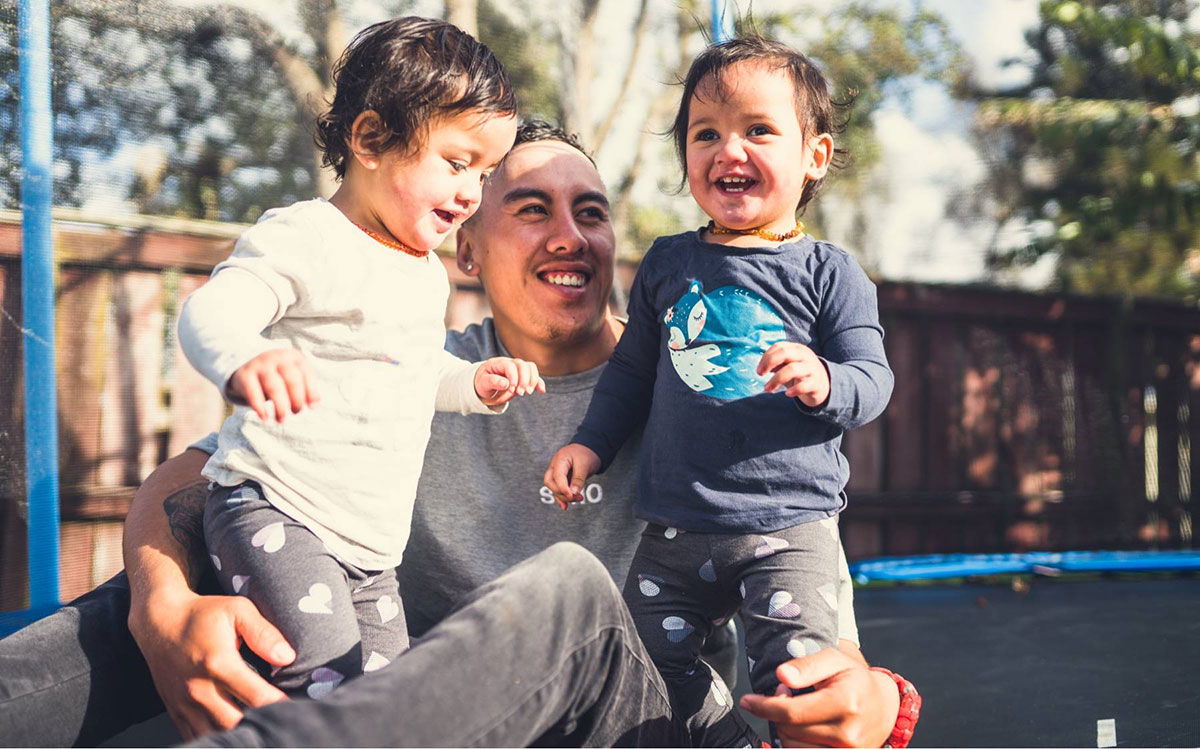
[0,122,903,747]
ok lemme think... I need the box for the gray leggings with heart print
[624,518,841,746]
[204,481,408,698]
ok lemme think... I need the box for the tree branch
[56,0,326,116]
[592,0,650,154]
[444,0,479,37]
[611,4,694,239]
[560,0,601,143]
[300,0,346,89]
[56,0,335,193]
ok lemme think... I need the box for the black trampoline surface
[853,577,1200,748]
[109,576,1200,748]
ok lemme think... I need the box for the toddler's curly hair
[315,16,517,179]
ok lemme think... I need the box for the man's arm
[122,449,293,740]
[122,449,209,596]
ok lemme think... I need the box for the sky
[77,0,1050,287]
[864,0,1048,285]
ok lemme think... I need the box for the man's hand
[739,648,900,748]
[474,356,546,407]
[544,443,602,510]
[128,589,295,740]
[228,348,320,423]
[758,342,831,408]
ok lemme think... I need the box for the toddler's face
[372,110,517,252]
[685,62,826,238]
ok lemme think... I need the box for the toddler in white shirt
[177,16,539,699]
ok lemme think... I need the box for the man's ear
[348,111,388,171]
[804,132,835,182]
[456,227,480,277]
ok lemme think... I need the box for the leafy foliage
[475,1,559,123]
[733,3,965,239]
[973,0,1200,300]
[1,1,333,221]
[6,0,961,248]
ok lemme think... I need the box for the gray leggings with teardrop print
[623,518,841,747]
[203,481,408,697]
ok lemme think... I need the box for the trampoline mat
[854,577,1200,748]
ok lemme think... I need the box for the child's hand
[474,357,546,407]
[758,342,831,408]
[227,349,320,423]
[544,443,601,510]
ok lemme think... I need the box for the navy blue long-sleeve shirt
[573,230,893,533]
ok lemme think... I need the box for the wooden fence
[0,211,481,608]
[839,283,1198,558]
[1,212,1195,607]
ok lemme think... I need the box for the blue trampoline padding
[850,550,1200,583]
[0,604,60,638]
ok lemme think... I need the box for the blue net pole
[711,0,727,43]
[18,0,60,610]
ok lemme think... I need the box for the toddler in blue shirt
[546,34,893,745]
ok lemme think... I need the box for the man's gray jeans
[0,543,699,747]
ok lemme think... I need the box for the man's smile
[536,263,593,294]
[543,272,587,287]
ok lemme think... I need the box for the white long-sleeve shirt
[178,198,497,569]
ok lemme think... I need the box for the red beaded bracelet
[870,667,921,749]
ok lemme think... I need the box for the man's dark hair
[315,16,518,179]
[669,34,853,211]
[513,118,595,166]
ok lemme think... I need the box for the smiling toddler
[176,17,544,699]
[546,35,894,744]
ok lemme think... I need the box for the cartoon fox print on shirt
[663,280,787,399]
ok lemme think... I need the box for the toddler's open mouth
[715,176,757,194]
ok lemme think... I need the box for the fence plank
[1185,334,1200,546]
[844,416,883,493]
[0,261,24,609]
[962,325,1005,489]
[166,274,227,458]
[926,319,962,491]
[56,267,109,491]
[95,271,164,489]
[1156,332,1188,546]
[883,318,922,490]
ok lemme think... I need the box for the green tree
[0,3,131,209]
[474,0,559,121]
[2,0,360,220]
[746,3,965,242]
[1,0,562,223]
[970,0,1200,300]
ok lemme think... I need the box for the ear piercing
[465,262,474,271]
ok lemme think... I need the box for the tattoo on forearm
[163,482,209,586]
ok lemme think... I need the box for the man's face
[459,140,615,348]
